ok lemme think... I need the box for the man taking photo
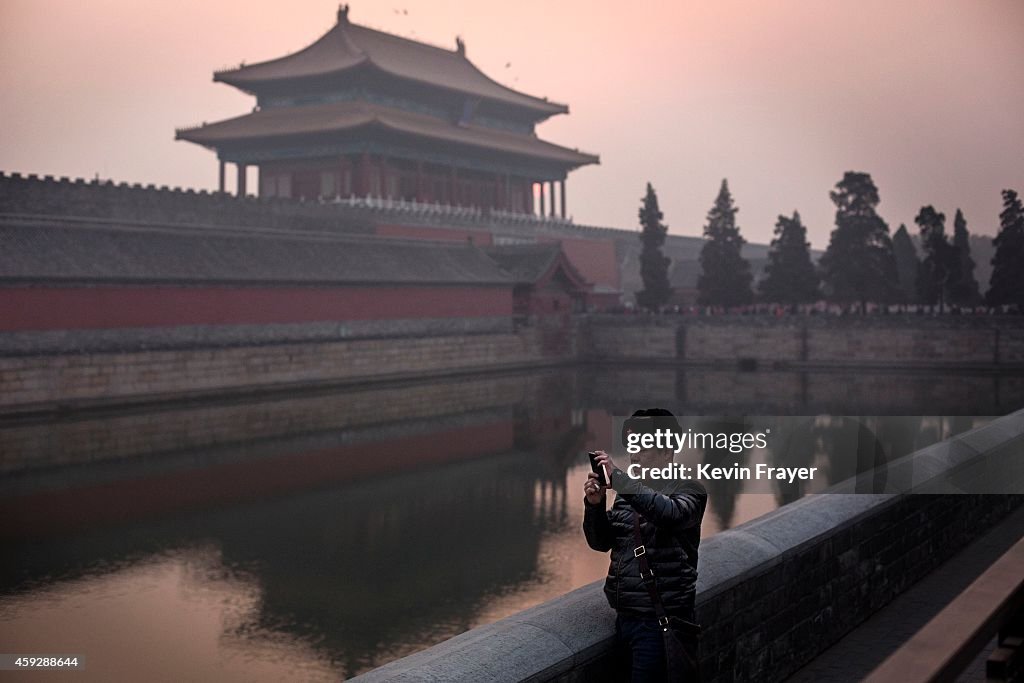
[584,408,708,682]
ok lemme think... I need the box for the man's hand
[584,471,607,505]
[592,451,623,490]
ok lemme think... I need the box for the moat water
[1,365,1021,680]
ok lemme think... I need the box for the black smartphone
[587,451,608,486]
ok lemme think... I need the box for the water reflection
[1,366,1021,680]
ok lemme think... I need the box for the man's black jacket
[583,468,708,618]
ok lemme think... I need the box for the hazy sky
[1,0,1022,247]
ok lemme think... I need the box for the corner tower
[176,5,598,217]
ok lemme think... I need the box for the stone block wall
[584,315,1024,368]
[585,321,678,359]
[685,322,804,362]
[692,493,1022,682]
[0,326,573,412]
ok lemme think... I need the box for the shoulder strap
[631,510,670,626]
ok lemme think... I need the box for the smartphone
[587,451,608,486]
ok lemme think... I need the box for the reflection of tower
[533,476,569,528]
[510,372,587,529]
[209,451,548,678]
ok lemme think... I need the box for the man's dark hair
[620,408,683,449]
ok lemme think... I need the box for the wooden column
[450,167,458,205]
[560,179,566,218]
[218,160,225,194]
[539,181,546,216]
[236,163,247,197]
[416,161,425,202]
[380,156,387,198]
[505,174,512,211]
[549,182,556,217]
[359,152,370,197]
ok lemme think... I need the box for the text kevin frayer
[626,462,817,484]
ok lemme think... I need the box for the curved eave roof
[484,244,591,290]
[176,101,599,168]
[0,221,514,286]
[214,19,567,118]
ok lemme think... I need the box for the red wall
[0,420,515,539]
[0,285,512,332]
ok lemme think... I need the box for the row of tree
[635,172,1024,312]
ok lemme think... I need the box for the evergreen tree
[818,172,899,312]
[915,205,954,313]
[635,183,672,311]
[758,211,819,306]
[986,189,1024,309]
[891,224,919,307]
[697,179,753,307]
[948,209,982,307]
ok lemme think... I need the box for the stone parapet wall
[3,313,1023,414]
[0,171,369,233]
[0,325,574,413]
[585,322,679,360]
[584,315,1024,368]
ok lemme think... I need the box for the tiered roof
[215,6,566,119]
[177,101,597,166]
[178,7,598,172]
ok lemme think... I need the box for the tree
[697,179,753,307]
[635,183,672,310]
[891,224,919,307]
[758,211,819,307]
[986,189,1024,309]
[818,172,899,312]
[948,209,982,307]
[915,205,954,313]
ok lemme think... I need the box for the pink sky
[1,0,1022,247]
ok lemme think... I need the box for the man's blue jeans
[616,614,667,683]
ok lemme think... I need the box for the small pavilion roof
[176,101,599,168]
[484,243,590,291]
[214,8,567,118]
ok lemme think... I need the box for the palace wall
[0,172,371,233]
[583,315,1024,368]
[0,324,578,413]
[0,171,705,300]
[3,314,1021,415]
[2,173,1021,416]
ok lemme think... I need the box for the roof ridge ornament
[455,36,466,56]
[337,4,350,24]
